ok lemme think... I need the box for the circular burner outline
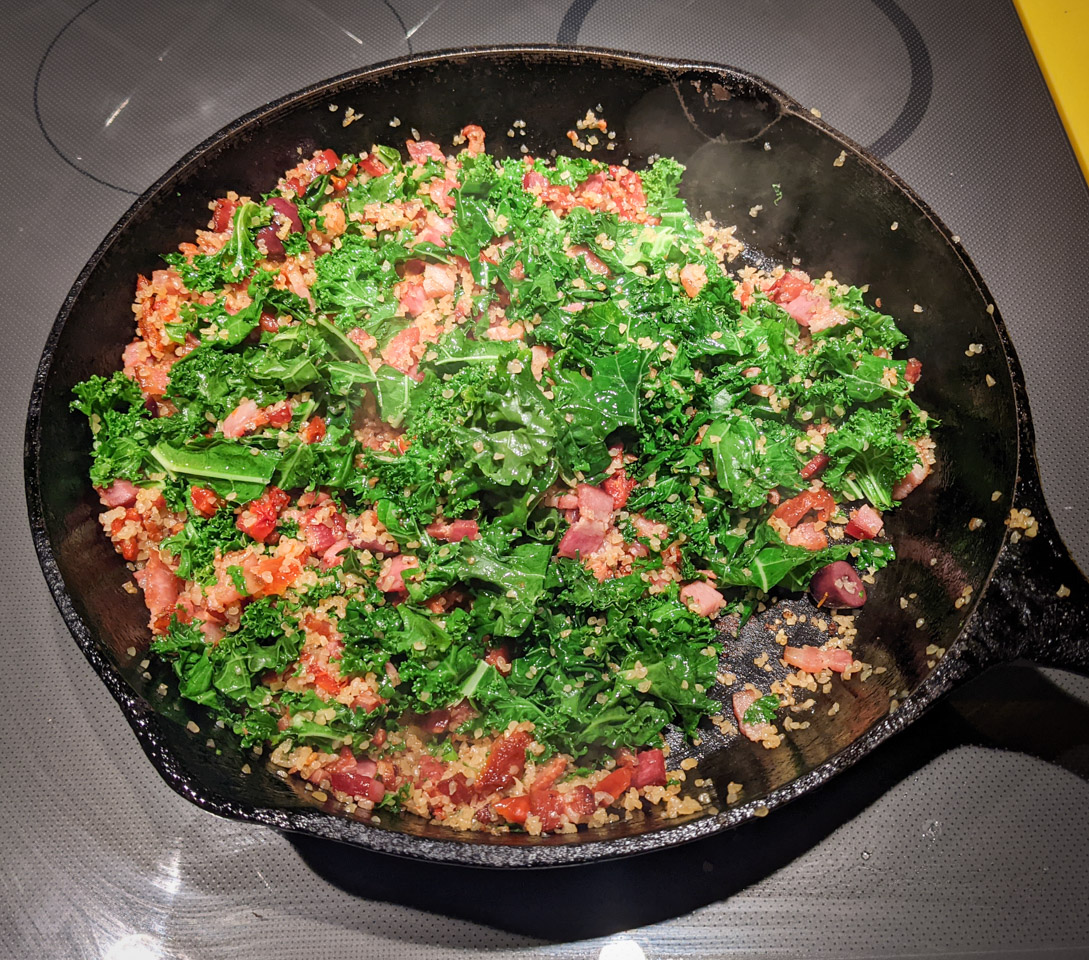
[558,0,933,159]
[33,0,138,196]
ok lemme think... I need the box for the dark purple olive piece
[265,196,303,233]
[810,560,867,608]
[255,225,285,262]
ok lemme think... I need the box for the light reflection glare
[405,1,444,39]
[104,95,131,127]
[151,847,182,897]
[104,933,163,960]
[599,939,648,960]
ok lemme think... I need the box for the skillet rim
[24,43,1034,867]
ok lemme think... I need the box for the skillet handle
[975,480,1089,676]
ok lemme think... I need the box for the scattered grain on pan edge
[833,150,847,167]
[1057,584,1072,598]
[1005,507,1039,541]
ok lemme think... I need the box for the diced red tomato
[800,453,830,480]
[302,416,326,444]
[425,518,480,542]
[189,485,220,518]
[460,124,486,156]
[476,730,530,795]
[679,262,708,298]
[259,311,281,334]
[492,795,530,824]
[594,767,632,805]
[602,467,637,510]
[845,504,884,540]
[773,489,837,527]
[768,271,814,304]
[266,402,293,429]
[786,521,829,551]
[483,643,513,676]
[905,357,922,383]
[236,486,291,543]
[359,153,388,177]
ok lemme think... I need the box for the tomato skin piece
[476,730,530,795]
[493,796,530,824]
[773,488,836,527]
[800,453,830,480]
[602,467,637,510]
[594,767,632,805]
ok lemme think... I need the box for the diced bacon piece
[406,139,446,164]
[556,520,607,559]
[222,398,269,438]
[576,483,614,524]
[905,358,922,383]
[782,645,854,675]
[786,522,829,551]
[427,178,458,212]
[530,344,553,381]
[211,198,237,233]
[845,504,884,540]
[630,748,667,788]
[522,169,548,191]
[321,538,351,568]
[300,506,348,554]
[422,261,458,298]
[733,688,776,743]
[395,280,430,319]
[679,262,708,298]
[377,554,419,593]
[133,551,181,632]
[425,518,480,542]
[780,291,849,334]
[680,580,727,617]
[892,459,931,500]
[460,124,486,156]
[568,244,610,276]
[99,479,138,508]
[383,325,421,374]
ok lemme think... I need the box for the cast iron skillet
[24,46,1089,867]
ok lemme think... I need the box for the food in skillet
[73,123,934,833]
